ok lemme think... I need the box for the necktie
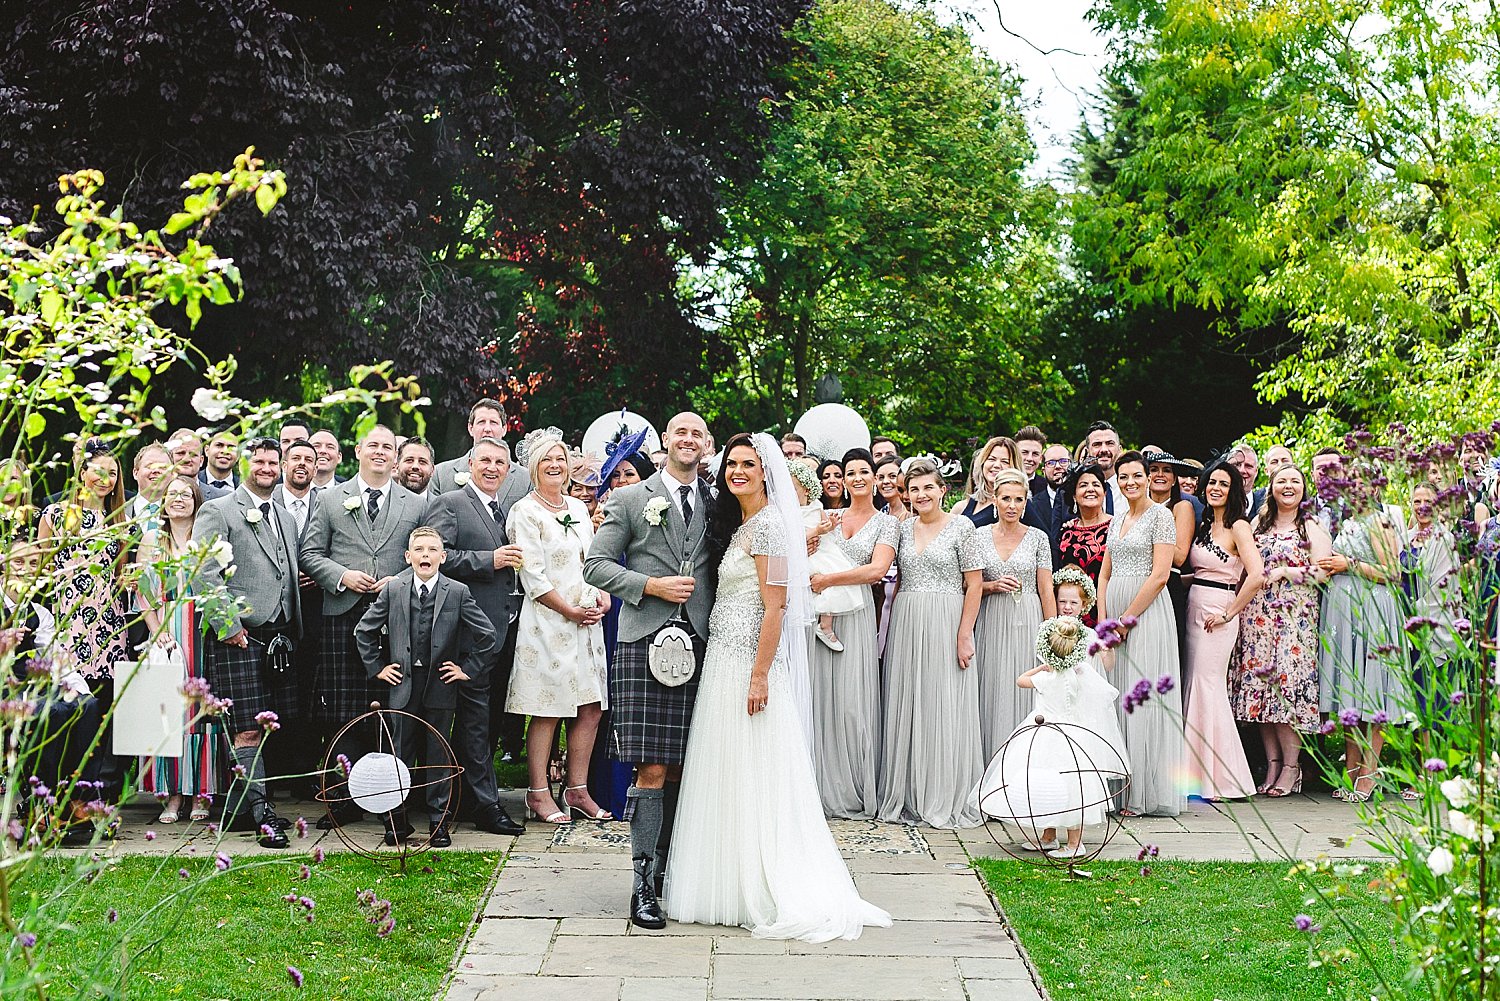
[489,499,504,526]
[412,581,434,669]
[259,501,276,535]
[290,497,305,530]
[366,487,380,522]
[211,480,229,490]
[679,483,693,524]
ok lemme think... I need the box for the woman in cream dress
[507,429,612,823]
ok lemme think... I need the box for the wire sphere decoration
[977,714,1131,879]
[317,703,465,870]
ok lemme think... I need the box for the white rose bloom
[244,508,263,525]
[1426,846,1455,876]
[343,496,362,511]
[1441,778,1474,809]
[454,472,471,486]
[1450,811,1483,842]
[209,539,234,568]
[190,387,231,422]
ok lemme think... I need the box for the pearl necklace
[531,490,568,512]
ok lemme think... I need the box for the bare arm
[1212,521,1265,625]
[746,553,787,716]
[1097,549,1113,620]
[1171,501,1195,568]
[957,568,982,669]
[1037,566,1057,620]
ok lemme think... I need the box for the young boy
[354,527,497,847]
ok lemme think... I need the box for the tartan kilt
[204,624,297,734]
[311,603,381,725]
[608,635,705,765]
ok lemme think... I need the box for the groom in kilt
[584,412,715,929]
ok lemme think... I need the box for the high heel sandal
[1267,765,1301,798]
[189,797,212,822]
[1256,759,1283,796]
[525,787,569,824]
[562,785,612,821]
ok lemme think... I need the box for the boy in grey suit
[583,412,716,929]
[191,438,302,848]
[355,528,498,847]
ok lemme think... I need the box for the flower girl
[972,567,1128,860]
[788,459,864,651]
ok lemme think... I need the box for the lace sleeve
[749,509,788,560]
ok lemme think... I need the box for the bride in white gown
[663,432,892,942]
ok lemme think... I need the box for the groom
[584,412,715,930]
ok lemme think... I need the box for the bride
[663,432,891,942]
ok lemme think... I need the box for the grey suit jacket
[431,453,530,505]
[271,484,322,544]
[583,472,715,644]
[299,479,428,617]
[426,484,520,638]
[191,485,302,640]
[354,569,497,711]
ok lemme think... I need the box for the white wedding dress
[664,506,892,941]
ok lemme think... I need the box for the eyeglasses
[1043,458,1070,468]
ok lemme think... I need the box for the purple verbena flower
[1424,758,1447,773]
[1338,708,1362,727]
[299,864,311,880]
[1155,674,1174,695]
[295,816,308,839]
[1370,710,1389,725]
[312,846,325,864]
[255,710,281,732]
[1293,914,1321,933]
[214,852,231,872]
[178,868,190,879]
[1451,691,1467,706]
[288,966,304,988]
[17,931,37,949]
[1317,720,1336,735]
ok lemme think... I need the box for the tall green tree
[1078,0,1500,441]
[693,0,1065,446]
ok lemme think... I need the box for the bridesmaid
[1055,464,1112,626]
[808,449,899,819]
[1233,465,1330,796]
[872,456,909,643]
[972,469,1055,760]
[876,458,985,829]
[1317,486,1406,802]
[1097,450,1185,817]
[819,459,847,510]
[1145,452,1199,676]
[956,437,1019,528]
[1182,460,1263,800]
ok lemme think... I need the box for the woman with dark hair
[37,438,129,681]
[1144,451,1200,659]
[876,458,985,828]
[1097,450,1184,817]
[1054,463,1112,626]
[818,459,847,510]
[874,457,909,522]
[806,448,898,818]
[1181,460,1263,800]
[1233,466,1330,795]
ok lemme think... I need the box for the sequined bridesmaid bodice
[895,517,983,595]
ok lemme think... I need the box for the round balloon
[582,410,661,460]
[793,404,871,462]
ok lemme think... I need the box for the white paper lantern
[347,752,411,814]
[793,404,871,462]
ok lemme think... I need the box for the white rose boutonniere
[343,496,363,514]
[643,497,670,527]
[454,472,471,487]
[243,508,263,525]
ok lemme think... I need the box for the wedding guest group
[3,396,1489,871]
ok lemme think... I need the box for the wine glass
[509,551,525,598]
[668,558,693,623]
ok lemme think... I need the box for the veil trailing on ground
[749,432,816,758]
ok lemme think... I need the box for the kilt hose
[311,601,381,726]
[607,631,707,766]
[203,621,298,736]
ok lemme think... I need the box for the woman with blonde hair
[957,437,1021,528]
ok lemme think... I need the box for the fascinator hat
[517,426,567,485]
[595,419,652,499]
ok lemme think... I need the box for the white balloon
[582,410,661,460]
[793,404,871,462]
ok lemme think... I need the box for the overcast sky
[945,0,1112,184]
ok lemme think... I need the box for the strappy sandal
[563,785,612,821]
[525,787,568,824]
[1267,765,1301,798]
[1256,759,1283,796]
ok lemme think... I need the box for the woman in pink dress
[1182,460,1263,800]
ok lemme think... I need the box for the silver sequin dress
[809,510,900,819]
[972,525,1052,761]
[876,516,986,829]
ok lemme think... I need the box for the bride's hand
[746,675,769,716]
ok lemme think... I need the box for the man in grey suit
[299,424,428,823]
[430,398,528,507]
[191,437,302,848]
[269,437,324,793]
[355,528,498,846]
[584,412,715,929]
[426,436,527,836]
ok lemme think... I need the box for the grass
[977,859,1414,1001]
[12,849,498,1000]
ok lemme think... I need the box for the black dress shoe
[383,817,415,846]
[428,823,452,848]
[316,802,362,830]
[258,813,291,849]
[631,855,666,930]
[473,803,525,837]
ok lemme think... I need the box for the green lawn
[13,850,498,1000]
[977,859,1414,1001]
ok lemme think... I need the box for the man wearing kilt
[299,425,427,825]
[191,438,302,848]
[584,412,715,929]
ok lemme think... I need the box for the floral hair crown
[788,459,822,500]
[1052,565,1096,613]
[516,426,566,466]
[1035,615,1090,673]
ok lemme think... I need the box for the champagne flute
[509,550,526,598]
[668,557,693,623]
